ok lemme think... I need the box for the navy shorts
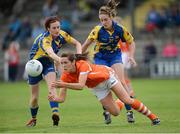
[94,50,122,67]
[28,57,55,85]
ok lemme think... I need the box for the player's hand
[48,92,55,101]
[48,92,60,102]
[51,81,58,88]
[51,80,65,89]
[48,96,60,102]
[51,81,61,88]
[128,57,137,67]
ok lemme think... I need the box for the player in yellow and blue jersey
[26,16,82,127]
[82,0,137,124]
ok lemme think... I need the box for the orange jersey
[119,40,129,52]
[60,60,111,88]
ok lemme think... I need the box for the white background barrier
[150,58,180,78]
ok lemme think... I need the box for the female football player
[82,0,136,124]
[26,16,82,127]
[48,53,160,125]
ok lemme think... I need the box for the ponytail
[107,0,120,10]
[99,0,120,18]
[75,52,89,61]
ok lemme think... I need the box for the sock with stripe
[131,99,157,121]
[49,101,59,115]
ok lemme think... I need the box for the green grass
[0,79,180,133]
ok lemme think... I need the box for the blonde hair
[99,0,120,18]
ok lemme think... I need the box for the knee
[111,109,120,116]
[112,112,119,116]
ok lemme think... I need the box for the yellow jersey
[29,30,73,59]
[87,21,134,54]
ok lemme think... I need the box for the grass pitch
[0,79,180,133]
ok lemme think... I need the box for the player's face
[60,57,75,72]
[48,21,60,37]
[99,14,113,30]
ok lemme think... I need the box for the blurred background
[0,0,180,82]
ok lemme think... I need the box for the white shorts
[90,73,118,100]
[122,52,131,69]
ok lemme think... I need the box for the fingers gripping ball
[25,59,43,77]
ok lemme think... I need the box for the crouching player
[49,53,160,125]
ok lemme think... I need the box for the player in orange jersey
[48,53,160,125]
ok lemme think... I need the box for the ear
[72,60,76,65]
[110,15,113,20]
[47,27,50,31]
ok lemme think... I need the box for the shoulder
[42,31,53,42]
[88,25,102,39]
[114,22,125,32]
[91,25,102,33]
[94,25,102,30]
[76,60,92,71]
[60,30,70,37]
[116,23,129,33]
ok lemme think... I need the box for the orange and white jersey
[60,60,111,88]
[119,40,129,53]
[119,41,131,69]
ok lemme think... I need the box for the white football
[25,59,43,77]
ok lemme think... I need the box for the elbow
[48,52,53,59]
[131,41,136,47]
[76,84,85,90]
[76,43,82,54]
[78,84,86,90]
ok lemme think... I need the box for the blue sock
[125,104,132,111]
[49,101,59,115]
[30,107,39,118]
[125,96,134,111]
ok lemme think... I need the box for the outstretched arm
[49,73,88,102]
[51,73,88,90]
[128,41,137,67]
[46,47,61,63]
[71,38,82,54]
[82,38,94,53]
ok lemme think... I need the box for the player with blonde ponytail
[82,0,137,124]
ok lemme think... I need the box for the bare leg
[100,92,120,116]
[111,81,160,125]
[112,63,135,123]
[26,84,39,127]
[44,72,60,126]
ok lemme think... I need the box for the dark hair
[61,52,89,62]
[99,0,120,18]
[44,16,60,30]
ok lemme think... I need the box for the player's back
[77,61,111,88]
